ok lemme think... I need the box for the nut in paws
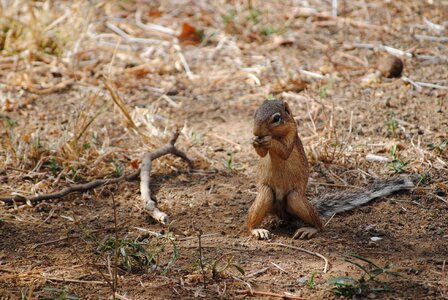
[252,136,272,148]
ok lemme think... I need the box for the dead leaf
[178,23,203,46]
[271,78,308,93]
[319,65,335,74]
[148,8,162,18]
[22,133,31,143]
[126,64,151,78]
[273,36,294,47]
[129,159,140,169]
[4,99,12,111]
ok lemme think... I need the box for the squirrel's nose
[253,126,265,137]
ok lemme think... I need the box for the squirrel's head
[253,99,295,138]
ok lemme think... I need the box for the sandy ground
[1,1,447,299]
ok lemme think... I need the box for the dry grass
[1,0,447,298]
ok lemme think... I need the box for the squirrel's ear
[283,101,293,116]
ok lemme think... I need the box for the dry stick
[412,81,448,90]
[105,22,169,45]
[176,233,220,241]
[401,76,448,91]
[423,18,445,33]
[1,132,193,226]
[114,293,133,300]
[210,133,242,150]
[432,194,448,205]
[270,242,329,273]
[197,230,206,289]
[140,130,193,224]
[182,245,256,252]
[17,274,106,285]
[269,262,287,274]
[300,69,325,80]
[26,79,74,95]
[414,35,448,42]
[401,76,422,92]
[312,12,387,32]
[354,43,409,56]
[1,172,138,204]
[324,213,336,227]
[135,9,175,36]
[102,78,145,138]
[235,289,305,299]
[35,208,55,228]
[174,44,194,80]
[245,266,271,278]
[355,43,448,64]
[112,194,119,299]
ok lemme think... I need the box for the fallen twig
[26,79,74,95]
[105,22,169,45]
[135,9,175,36]
[401,76,448,91]
[0,173,137,205]
[324,213,336,227]
[353,43,448,63]
[1,131,193,225]
[432,194,448,205]
[354,43,412,57]
[401,76,423,92]
[133,227,220,241]
[295,7,387,32]
[210,133,242,150]
[412,81,448,90]
[423,18,445,34]
[235,289,305,299]
[13,274,107,285]
[414,35,448,42]
[270,242,329,273]
[299,69,325,79]
[245,266,271,278]
[140,130,193,224]
[115,293,133,300]
[174,44,194,80]
[270,261,287,274]
[366,154,391,162]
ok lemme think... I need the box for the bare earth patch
[0,1,447,299]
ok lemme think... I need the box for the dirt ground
[1,1,448,299]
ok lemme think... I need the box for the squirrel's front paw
[251,228,271,240]
[292,227,318,239]
[252,136,272,148]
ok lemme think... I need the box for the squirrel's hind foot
[251,229,271,240]
[292,227,318,239]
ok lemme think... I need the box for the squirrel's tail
[312,176,414,217]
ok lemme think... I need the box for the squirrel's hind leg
[286,190,323,239]
[247,184,274,240]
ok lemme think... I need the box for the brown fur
[248,99,413,239]
[248,100,322,237]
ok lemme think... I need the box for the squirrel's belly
[258,155,303,200]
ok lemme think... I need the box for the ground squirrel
[248,99,414,240]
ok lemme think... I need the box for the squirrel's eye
[272,114,281,123]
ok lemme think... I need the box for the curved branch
[1,131,193,225]
[139,130,193,224]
